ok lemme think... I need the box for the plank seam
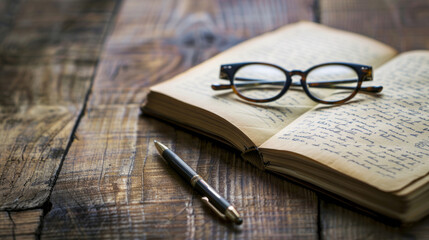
[7,211,16,240]
[35,0,125,238]
[317,197,322,240]
[313,0,321,23]
[44,0,124,204]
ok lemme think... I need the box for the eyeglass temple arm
[211,77,382,93]
[293,79,382,92]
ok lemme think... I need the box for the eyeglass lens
[232,64,359,102]
[233,64,286,100]
[306,65,359,102]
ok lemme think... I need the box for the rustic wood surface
[0,209,43,240]
[0,0,428,239]
[0,0,119,210]
[321,0,429,51]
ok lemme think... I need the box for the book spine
[241,147,265,170]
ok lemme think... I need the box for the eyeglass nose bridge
[289,70,306,84]
[290,70,305,77]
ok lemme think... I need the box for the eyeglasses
[211,62,382,104]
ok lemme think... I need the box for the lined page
[151,22,397,146]
[261,51,429,192]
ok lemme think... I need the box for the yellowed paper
[151,22,397,146]
[262,51,429,192]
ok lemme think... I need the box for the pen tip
[236,217,243,225]
[154,140,168,154]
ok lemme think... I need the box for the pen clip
[201,197,226,220]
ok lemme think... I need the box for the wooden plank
[320,0,429,51]
[320,201,429,239]
[0,0,120,210]
[42,0,318,238]
[0,209,43,240]
[43,118,318,238]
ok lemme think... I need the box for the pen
[154,140,243,225]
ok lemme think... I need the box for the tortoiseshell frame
[215,62,376,104]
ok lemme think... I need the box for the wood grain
[2,0,429,239]
[320,201,429,239]
[0,0,120,210]
[42,0,319,238]
[320,0,429,51]
[0,209,43,240]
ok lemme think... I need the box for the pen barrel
[162,149,197,182]
[160,147,231,213]
[194,179,230,212]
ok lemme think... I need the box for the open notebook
[142,22,429,223]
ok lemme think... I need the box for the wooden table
[1,0,429,239]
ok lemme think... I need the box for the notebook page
[151,22,397,146]
[261,51,429,192]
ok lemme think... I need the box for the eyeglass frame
[211,62,382,104]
